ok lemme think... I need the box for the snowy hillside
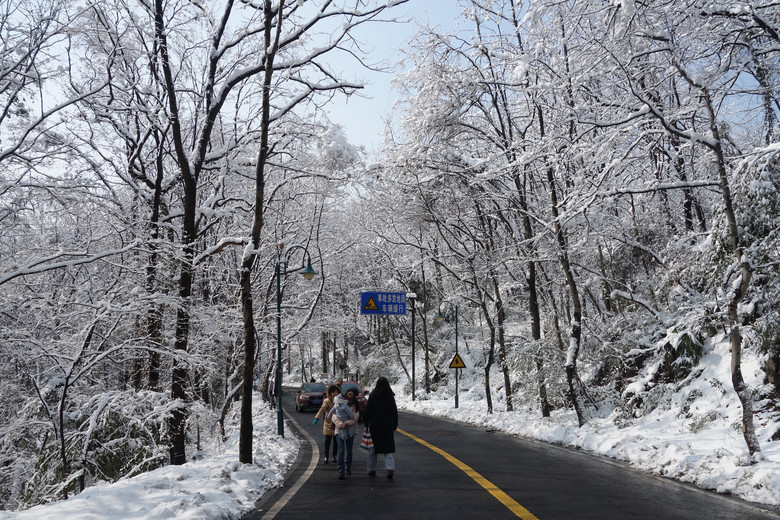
[402,335,780,507]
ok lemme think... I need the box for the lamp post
[407,292,417,401]
[436,301,459,408]
[276,244,317,437]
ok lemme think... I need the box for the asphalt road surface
[244,389,780,520]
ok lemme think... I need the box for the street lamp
[276,244,317,437]
[436,301,459,408]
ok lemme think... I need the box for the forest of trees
[1,0,779,511]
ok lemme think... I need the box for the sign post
[438,302,462,409]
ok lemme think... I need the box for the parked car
[295,382,327,412]
[337,380,368,417]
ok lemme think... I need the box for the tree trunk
[538,98,585,426]
[238,257,257,463]
[475,275,495,415]
[423,316,431,394]
[546,165,584,426]
[493,273,513,412]
[387,317,411,385]
[238,0,280,461]
[512,167,549,417]
[484,324,495,415]
[557,212,585,427]
[558,25,586,427]
[154,0,199,466]
[147,137,165,391]
[530,262,550,417]
[169,193,195,465]
[704,92,762,457]
[321,330,329,375]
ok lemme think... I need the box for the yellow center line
[397,428,539,520]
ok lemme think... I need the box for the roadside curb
[242,405,318,519]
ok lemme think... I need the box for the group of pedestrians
[313,376,398,480]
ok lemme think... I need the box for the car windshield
[303,383,326,393]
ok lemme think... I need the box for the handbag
[360,427,374,451]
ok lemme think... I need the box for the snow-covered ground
[0,402,300,520]
[1,338,778,518]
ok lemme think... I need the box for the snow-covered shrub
[505,339,568,412]
[618,314,711,417]
[20,390,169,510]
[659,331,703,383]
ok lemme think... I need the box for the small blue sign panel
[360,291,407,315]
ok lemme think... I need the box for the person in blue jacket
[328,394,358,479]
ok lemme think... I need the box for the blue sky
[323,0,462,152]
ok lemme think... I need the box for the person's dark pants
[324,434,337,459]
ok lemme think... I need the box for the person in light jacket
[328,394,359,479]
[362,376,398,479]
[313,385,340,463]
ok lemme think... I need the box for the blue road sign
[360,291,407,315]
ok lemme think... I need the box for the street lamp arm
[280,244,317,278]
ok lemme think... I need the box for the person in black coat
[362,376,398,479]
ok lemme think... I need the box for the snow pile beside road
[0,401,299,520]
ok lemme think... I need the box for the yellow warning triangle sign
[363,297,379,312]
[449,353,466,369]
